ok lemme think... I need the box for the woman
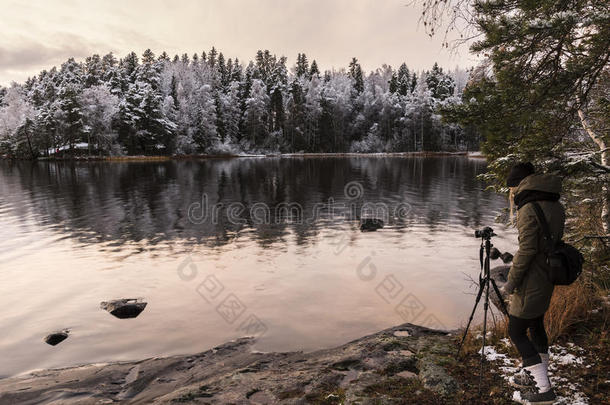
[501,162,565,405]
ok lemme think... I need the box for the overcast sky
[0,0,477,85]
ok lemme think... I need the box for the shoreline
[2,151,486,162]
[2,318,600,404]
[0,323,459,404]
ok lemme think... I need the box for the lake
[0,156,517,377]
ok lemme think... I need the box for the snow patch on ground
[485,343,590,404]
[480,346,516,366]
[549,345,585,367]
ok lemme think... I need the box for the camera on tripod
[474,226,496,239]
[457,224,510,389]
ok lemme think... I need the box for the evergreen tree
[231,58,243,83]
[426,63,454,101]
[348,58,364,93]
[142,49,155,64]
[295,53,309,77]
[218,52,227,87]
[121,52,139,79]
[396,63,411,96]
[286,78,307,151]
[309,60,320,79]
[389,72,398,94]
[208,47,218,68]
[269,56,288,132]
[84,54,103,87]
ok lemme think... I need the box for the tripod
[456,228,509,392]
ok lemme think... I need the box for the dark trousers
[508,314,548,366]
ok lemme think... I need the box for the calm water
[0,157,517,377]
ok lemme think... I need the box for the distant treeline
[0,48,479,158]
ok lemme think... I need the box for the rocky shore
[0,323,460,405]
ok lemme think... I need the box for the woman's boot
[510,352,549,388]
[515,360,556,404]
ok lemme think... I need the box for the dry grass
[545,280,594,342]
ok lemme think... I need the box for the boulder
[490,265,510,286]
[360,218,384,232]
[44,330,69,346]
[101,298,147,319]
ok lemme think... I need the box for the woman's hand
[500,280,515,301]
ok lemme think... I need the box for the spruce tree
[397,63,410,96]
[121,52,139,79]
[348,58,364,93]
[142,49,155,64]
[309,60,320,79]
[208,47,218,68]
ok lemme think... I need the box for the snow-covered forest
[0,48,474,158]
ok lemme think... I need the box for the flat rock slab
[100,298,147,319]
[0,323,459,404]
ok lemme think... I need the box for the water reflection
[0,157,500,252]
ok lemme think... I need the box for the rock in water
[44,330,69,346]
[490,265,510,285]
[490,265,510,312]
[101,298,147,319]
[360,218,384,232]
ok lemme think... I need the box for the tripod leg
[480,279,490,393]
[456,281,486,357]
[490,278,509,316]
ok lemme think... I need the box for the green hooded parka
[506,174,565,319]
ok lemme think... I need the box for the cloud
[0,33,113,84]
[0,0,475,85]
[0,43,84,71]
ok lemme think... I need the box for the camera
[474,226,496,239]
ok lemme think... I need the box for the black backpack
[531,202,584,285]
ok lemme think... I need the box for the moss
[172,385,214,402]
[379,358,418,376]
[276,387,305,399]
[303,373,346,404]
[380,338,411,352]
[330,358,363,371]
[362,376,439,404]
[303,387,346,404]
